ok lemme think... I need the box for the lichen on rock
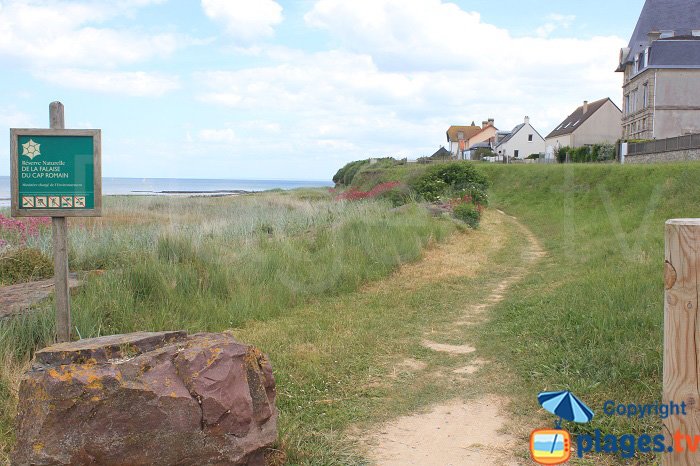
[12,331,277,466]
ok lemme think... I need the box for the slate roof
[430,147,452,159]
[545,98,617,139]
[621,0,700,66]
[446,125,482,143]
[496,124,525,147]
[649,38,700,67]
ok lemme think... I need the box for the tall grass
[0,191,453,460]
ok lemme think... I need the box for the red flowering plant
[335,181,403,201]
[0,214,51,250]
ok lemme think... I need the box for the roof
[620,0,700,67]
[496,124,525,147]
[468,124,498,141]
[545,98,618,139]
[649,39,700,67]
[430,147,452,159]
[468,142,492,150]
[446,125,482,143]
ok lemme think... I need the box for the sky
[0,0,646,181]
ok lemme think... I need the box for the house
[494,117,546,160]
[616,0,700,140]
[545,98,622,155]
[467,119,498,148]
[429,147,452,159]
[446,118,496,159]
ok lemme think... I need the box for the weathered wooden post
[663,219,700,466]
[10,102,101,342]
[49,102,71,342]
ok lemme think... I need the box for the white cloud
[536,14,576,38]
[37,69,180,97]
[0,1,179,67]
[201,0,283,43]
[198,128,237,143]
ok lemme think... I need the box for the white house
[494,117,546,160]
[545,98,622,157]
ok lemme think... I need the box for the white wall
[497,123,546,159]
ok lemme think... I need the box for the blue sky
[0,0,645,180]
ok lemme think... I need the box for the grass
[475,162,689,463]
[345,160,700,463]
[0,190,455,462]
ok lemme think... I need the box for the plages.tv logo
[530,390,594,465]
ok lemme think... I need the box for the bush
[410,163,489,202]
[472,148,495,161]
[0,248,54,285]
[453,202,481,228]
[333,160,369,186]
[526,153,540,160]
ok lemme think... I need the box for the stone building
[616,0,700,140]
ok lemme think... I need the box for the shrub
[453,202,481,228]
[526,153,540,160]
[410,163,489,202]
[472,148,495,161]
[0,248,54,285]
[332,160,369,186]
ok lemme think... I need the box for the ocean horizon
[0,176,334,207]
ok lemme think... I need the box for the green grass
[0,190,455,462]
[475,163,689,462]
[344,159,700,463]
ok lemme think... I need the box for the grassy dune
[0,190,454,462]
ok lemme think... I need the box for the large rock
[11,331,277,465]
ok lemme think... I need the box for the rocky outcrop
[12,331,277,466]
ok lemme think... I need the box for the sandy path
[365,210,545,466]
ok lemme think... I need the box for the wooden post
[50,101,71,342]
[663,219,700,465]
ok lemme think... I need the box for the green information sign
[11,129,101,217]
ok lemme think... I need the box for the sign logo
[21,139,41,159]
[531,390,595,465]
[530,429,571,465]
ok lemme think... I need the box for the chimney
[482,120,488,129]
[524,116,530,124]
[488,118,494,126]
[583,101,589,114]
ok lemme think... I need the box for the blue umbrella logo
[538,390,595,428]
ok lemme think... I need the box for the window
[693,30,700,37]
[634,55,639,73]
[660,30,675,39]
[625,94,630,115]
[643,82,649,108]
[514,150,519,158]
[457,131,464,140]
[528,134,533,142]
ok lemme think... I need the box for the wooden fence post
[663,219,700,465]
[49,101,71,342]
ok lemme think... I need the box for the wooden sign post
[663,219,700,466]
[10,102,101,342]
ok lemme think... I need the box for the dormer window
[693,30,700,37]
[457,131,464,140]
[634,55,639,73]
[660,30,675,39]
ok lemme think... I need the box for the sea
[0,176,334,208]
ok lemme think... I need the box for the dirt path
[365,210,545,465]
